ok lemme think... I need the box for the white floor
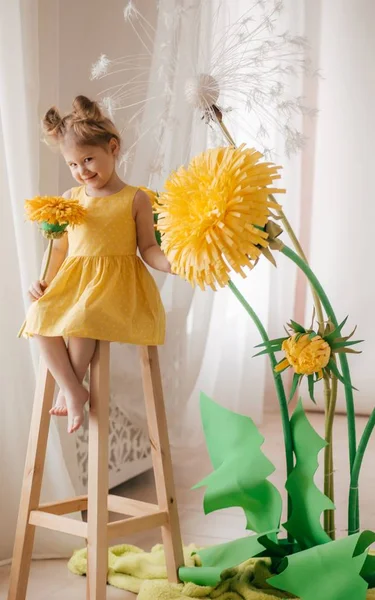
[1,412,374,599]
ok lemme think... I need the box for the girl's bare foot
[49,390,68,416]
[66,386,89,434]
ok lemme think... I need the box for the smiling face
[61,134,120,192]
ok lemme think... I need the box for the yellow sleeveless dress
[22,185,165,345]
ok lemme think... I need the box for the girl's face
[61,136,119,191]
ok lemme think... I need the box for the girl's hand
[28,279,48,301]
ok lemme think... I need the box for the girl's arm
[41,232,68,285]
[133,189,171,273]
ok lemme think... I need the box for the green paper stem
[280,245,358,535]
[324,372,338,539]
[271,201,326,329]
[227,280,294,532]
[349,408,375,535]
[271,198,336,539]
[41,239,54,282]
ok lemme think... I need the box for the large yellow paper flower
[25,196,86,227]
[155,145,284,290]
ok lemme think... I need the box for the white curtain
[110,0,305,446]
[0,0,82,563]
[299,0,375,416]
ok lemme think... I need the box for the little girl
[24,95,171,434]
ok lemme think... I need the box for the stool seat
[8,342,184,600]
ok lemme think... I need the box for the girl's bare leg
[50,337,97,418]
[36,335,91,433]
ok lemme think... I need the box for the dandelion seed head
[185,73,220,110]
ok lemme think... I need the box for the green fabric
[68,543,199,594]
[68,543,375,599]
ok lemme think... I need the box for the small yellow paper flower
[256,318,362,402]
[276,334,331,377]
[155,145,284,290]
[25,196,86,227]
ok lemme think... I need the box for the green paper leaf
[40,221,68,233]
[289,373,301,402]
[194,394,282,534]
[255,338,287,348]
[288,320,306,333]
[335,348,362,355]
[324,316,349,343]
[153,213,162,246]
[331,339,363,349]
[178,567,221,587]
[179,534,269,586]
[268,531,375,600]
[327,358,349,386]
[307,375,316,403]
[253,345,283,358]
[258,534,288,558]
[283,400,334,548]
[361,552,375,587]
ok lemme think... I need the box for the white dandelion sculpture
[91,0,316,182]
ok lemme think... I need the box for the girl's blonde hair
[42,95,121,150]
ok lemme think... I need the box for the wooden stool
[8,342,184,600]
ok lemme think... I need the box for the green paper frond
[307,375,316,404]
[253,346,283,358]
[255,337,288,349]
[335,348,362,355]
[325,316,349,343]
[331,339,363,350]
[288,320,306,334]
[327,358,348,386]
[289,373,302,402]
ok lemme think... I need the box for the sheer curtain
[302,0,375,415]
[111,0,307,443]
[0,0,82,563]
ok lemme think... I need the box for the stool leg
[8,360,55,600]
[87,341,110,600]
[139,346,184,583]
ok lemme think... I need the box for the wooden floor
[1,411,374,599]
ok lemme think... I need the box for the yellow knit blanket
[68,544,375,600]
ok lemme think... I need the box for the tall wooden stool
[8,342,184,600]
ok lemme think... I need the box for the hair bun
[43,107,62,134]
[72,95,103,121]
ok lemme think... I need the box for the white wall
[38,0,157,193]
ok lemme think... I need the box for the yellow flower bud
[282,333,331,376]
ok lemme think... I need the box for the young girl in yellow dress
[24,95,170,434]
